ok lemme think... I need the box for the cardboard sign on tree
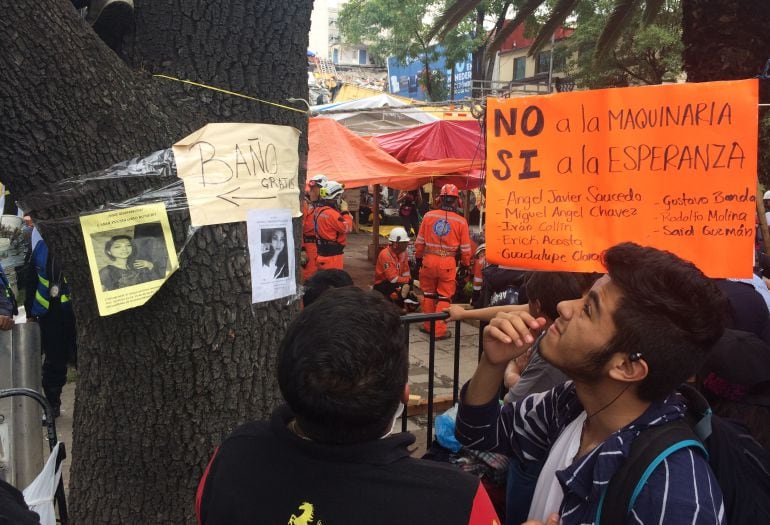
[485,79,758,277]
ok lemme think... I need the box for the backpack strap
[677,383,714,441]
[596,420,707,524]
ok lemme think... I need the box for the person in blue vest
[25,234,76,418]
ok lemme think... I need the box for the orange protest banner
[485,79,758,277]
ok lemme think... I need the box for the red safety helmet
[440,184,459,197]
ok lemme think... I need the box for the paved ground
[55,231,482,490]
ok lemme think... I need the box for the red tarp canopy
[373,120,484,162]
[308,117,483,190]
[373,120,485,189]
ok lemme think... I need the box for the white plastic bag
[22,442,62,525]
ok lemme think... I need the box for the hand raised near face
[132,259,154,270]
[482,311,546,366]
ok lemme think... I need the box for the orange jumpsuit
[374,245,411,301]
[415,208,471,337]
[302,201,320,281]
[375,246,411,285]
[313,205,353,270]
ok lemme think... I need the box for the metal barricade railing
[0,388,68,525]
[0,323,44,487]
[471,78,552,99]
[399,312,470,448]
[0,322,68,523]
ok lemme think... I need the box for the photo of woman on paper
[261,228,289,280]
[81,205,179,316]
[99,234,157,291]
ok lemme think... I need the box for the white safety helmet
[764,190,770,200]
[388,227,410,243]
[321,180,344,200]
[309,174,328,187]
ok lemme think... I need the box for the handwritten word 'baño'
[190,138,279,186]
[608,102,732,131]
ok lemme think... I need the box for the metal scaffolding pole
[0,323,44,487]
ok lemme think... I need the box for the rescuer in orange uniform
[301,174,327,281]
[414,184,471,339]
[471,242,486,308]
[374,227,415,309]
[313,180,353,271]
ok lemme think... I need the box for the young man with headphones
[458,243,727,524]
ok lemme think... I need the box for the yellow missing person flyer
[80,203,179,316]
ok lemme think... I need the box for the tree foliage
[760,110,770,188]
[432,0,770,77]
[340,0,455,100]
[338,0,506,98]
[559,0,683,88]
[339,0,435,64]
[432,0,770,196]
[340,0,443,98]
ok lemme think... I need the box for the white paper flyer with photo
[247,208,296,303]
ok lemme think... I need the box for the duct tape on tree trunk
[18,122,305,316]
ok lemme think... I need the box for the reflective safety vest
[375,246,410,285]
[415,208,472,266]
[30,241,70,317]
[313,204,353,256]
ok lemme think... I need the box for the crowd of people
[4,2,760,523]
[5,174,770,523]
[192,175,770,524]
[196,233,770,524]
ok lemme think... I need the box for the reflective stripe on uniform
[34,273,69,314]
[425,249,456,257]
[35,290,49,310]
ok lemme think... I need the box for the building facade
[491,24,575,95]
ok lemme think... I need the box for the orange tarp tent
[308,117,483,189]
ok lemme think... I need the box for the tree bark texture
[0,0,311,522]
[682,0,770,82]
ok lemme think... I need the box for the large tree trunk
[0,0,311,522]
[682,0,770,81]
[682,0,770,187]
